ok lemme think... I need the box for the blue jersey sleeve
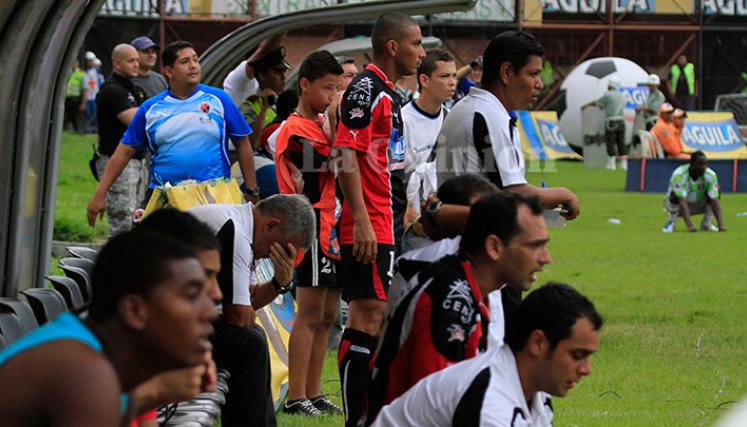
[120,104,149,151]
[217,88,252,142]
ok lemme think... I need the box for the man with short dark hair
[333,12,425,426]
[88,41,259,228]
[94,43,148,238]
[131,36,168,98]
[188,194,316,427]
[435,30,580,335]
[0,230,217,426]
[366,191,552,424]
[662,151,725,233]
[373,282,602,427]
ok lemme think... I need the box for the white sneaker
[662,221,674,233]
[606,157,616,170]
[620,159,628,170]
[700,223,719,232]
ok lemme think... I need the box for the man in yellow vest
[669,54,696,111]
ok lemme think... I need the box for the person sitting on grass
[0,230,217,426]
[662,151,725,233]
[275,50,344,417]
[372,282,602,427]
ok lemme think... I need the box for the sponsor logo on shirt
[446,323,466,342]
[349,130,360,140]
[442,279,475,324]
[350,107,365,120]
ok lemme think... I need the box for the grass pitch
[55,133,747,426]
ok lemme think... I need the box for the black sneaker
[310,395,343,415]
[282,398,324,416]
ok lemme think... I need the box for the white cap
[94,58,102,67]
[647,74,660,86]
[607,76,621,89]
[85,51,97,61]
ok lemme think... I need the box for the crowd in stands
[3,13,634,427]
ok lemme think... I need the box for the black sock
[338,328,376,427]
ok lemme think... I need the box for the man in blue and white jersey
[88,41,259,228]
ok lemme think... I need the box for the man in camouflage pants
[94,44,148,237]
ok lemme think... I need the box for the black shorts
[339,244,395,302]
[296,238,338,288]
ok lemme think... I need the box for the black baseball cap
[249,47,291,72]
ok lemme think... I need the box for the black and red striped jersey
[335,64,406,247]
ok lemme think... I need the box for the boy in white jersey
[402,49,456,228]
[373,282,602,427]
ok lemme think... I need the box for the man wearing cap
[637,73,665,129]
[586,76,627,170]
[131,36,168,99]
[241,47,292,148]
[84,51,101,133]
[651,102,688,159]
[671,108,690,158]
[93,43,148,238]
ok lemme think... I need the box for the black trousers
[212,319,277,427]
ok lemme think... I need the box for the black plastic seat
[66,246,98,262]
[0,298,38,334]
[59,257,94,279]
[45,276,85,311]
[0,308,24,345]
[20,288,68,325]
[58,262,92,303]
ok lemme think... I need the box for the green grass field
[55,133,747,426]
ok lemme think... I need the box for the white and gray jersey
[373,345,554,427]
[436,87,526,189]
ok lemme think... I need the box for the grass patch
[54,132,107,242]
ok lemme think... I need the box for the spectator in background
[260,89,299,155]
[373,283,602,427]
[92,44,147,238]
[131,36,168,99]
[668,54,696,111]
[243,48,292,148]
[395,75,415,105]
[585,76,627,170]
[276,51,344,417]
[637,73,665,129]
[64,59,87,133]
[652,102,688,159]
[0,230,217,426]
[672,108,689,150]
[325,56,359,141]
[455,58,482,101]
[663,151,725,233]
[84,51,101,133]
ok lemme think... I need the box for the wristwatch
[271,277,292,294]
[424,199,443,231]
[240,183,261,197]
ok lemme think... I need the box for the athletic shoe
[310,395,343,415]
[662,221,674,233]
[282,398,323,416]
[700,223,719,232]
[620,159,628,170]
